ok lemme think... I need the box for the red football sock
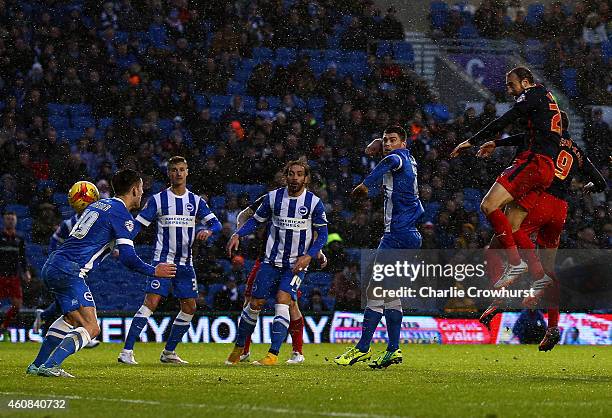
[1,305,18,329]
[289,317,304,354]
[485,237,505,286]
[546,272,560,327]
[547,309,559,328]
[486,209,521,265]
[243,334,251,354]
[512,230,544,280]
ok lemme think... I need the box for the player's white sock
[165,311,194,352]
[124,305,153,350]
[269,304,290,355]
[42,327,92,368]
[69,327,92,352]
[32,316,73,367]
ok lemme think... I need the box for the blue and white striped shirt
[252,188,327,268]
[363,148,424,233]
[135,188,221,266]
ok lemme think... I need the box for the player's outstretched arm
[351,183,369,199]
[196,216,222,241]
[227,193,271,256]
[450,140,473,158]
[476,134,526,158]
[582,156,608,194]
[226,233,240,257]
[465,106,523,147]
[236,207,255,230]
[117,242,176,277]
[317,251,328,269]
[359,153,402,191]
[365,137,382,156]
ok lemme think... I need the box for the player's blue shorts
[145,262,197,299]
[251,262,305,301]
[41,254,95,315]
[378,229,422,250]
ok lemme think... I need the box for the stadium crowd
[430,0,612,105]
[0,0,608,313]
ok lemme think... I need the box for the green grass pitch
[0,343,610,418]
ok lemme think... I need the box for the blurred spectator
[380,7,404,40]
[213,278,241,311]
[583,108,610,168]
[304,288,328,312]
[31,202,60,245]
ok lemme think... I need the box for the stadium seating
[394,42,415,63]
[526,4,545,27]
[458,24,479,39]
[148,23,168,48]
[72,116,96,129]
[561,68,578,98]
[47,103,69,116]
[601,40,612,64]
[524,38,546,68]
[68,104,92,116]
[6,204,30,218]
[48,115,71,130]
[376,41,393,58]
[253,47,274,61]
[430,1,449,30]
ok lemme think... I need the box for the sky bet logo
[372,261,486,282]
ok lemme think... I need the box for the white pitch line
[0,392,411,418]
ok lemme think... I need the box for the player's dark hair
[2,210,16,217]
[560,111,569,131]
[507,66,534,84]
[111,169,142,196]
[384,125,407,141]
[283,157,311,178]
[168,155,187,167]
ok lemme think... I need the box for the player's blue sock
[124,305,153,350]
[40,302,59,321]
[43,327,91,368]
[269,304,290,355]
[384,307,403,352]
[235,304,260,347]
[355,307,383,352]
[32,316,72,367]
[164,311,193,352]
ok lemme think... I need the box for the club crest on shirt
[185,202,194,212]
[298,206,309,216]
[151,280,160,289]
[84,292,94,302]
[125,220,134,232]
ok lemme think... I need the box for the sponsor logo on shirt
[159,215,196,227]
[272,216,311,231]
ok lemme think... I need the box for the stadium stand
[0,0,607,313]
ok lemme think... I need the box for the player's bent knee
[86,323,100,339]
[384,299,403,311]
[480,200,494,215]
[144,294,161,311]
[180,299,197,315]
[366,299,384,314]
